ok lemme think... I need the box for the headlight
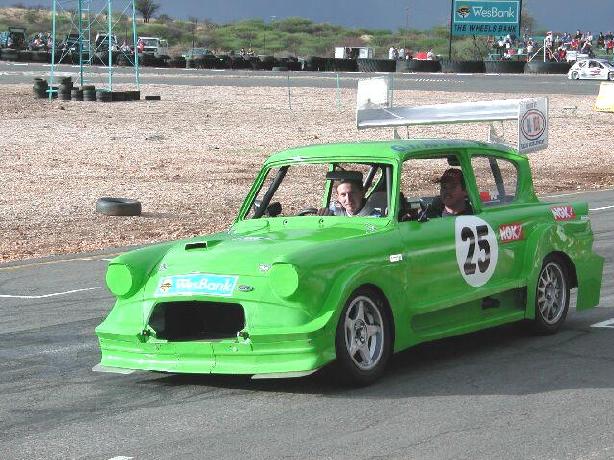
[269,263,299,298]
[106,263,136,297]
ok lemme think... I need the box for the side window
[400,155,471,220]
[471,156,518,207]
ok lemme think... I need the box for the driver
[317,180,382,217]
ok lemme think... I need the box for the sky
[3,0,614,33]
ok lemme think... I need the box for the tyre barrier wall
[524,61,572,74]
[440,60,486,73]
[484,60,526,73]
[5,52,576,76]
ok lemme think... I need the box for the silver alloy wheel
[571,71,579,80]
[537,262,567,325]
[343,295,384,371]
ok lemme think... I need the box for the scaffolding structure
[48,0,140,99]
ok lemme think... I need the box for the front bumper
[95,328,334,376]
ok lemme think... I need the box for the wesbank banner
[452,0,521,36]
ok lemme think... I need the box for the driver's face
[337,182,364,215]
[440,179,467,210]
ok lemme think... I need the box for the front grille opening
[148,301,245,341]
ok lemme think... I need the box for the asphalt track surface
[1,189,614,460]
[0,61,606,95]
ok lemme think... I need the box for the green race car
[95,139,603,384]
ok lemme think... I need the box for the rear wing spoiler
[356,77,548,154]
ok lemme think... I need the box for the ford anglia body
[95,139,603,384]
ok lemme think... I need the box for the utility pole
[191,18,197,51]
[404,6,409,49]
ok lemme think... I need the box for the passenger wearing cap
[403,168,472,221]
[317,179,382,217]
[437,168,472,217]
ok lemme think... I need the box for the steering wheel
[296,207,319,216]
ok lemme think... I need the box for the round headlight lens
[269,263,299,298]
[106,263,134,297]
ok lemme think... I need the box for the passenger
[402,168,472,221]
[317,180,382,217]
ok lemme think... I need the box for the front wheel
[530,256,570,334]
[608,72,614,81]
[571,70,579,80]
[334,288,392,385]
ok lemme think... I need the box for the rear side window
[471,156,518,206]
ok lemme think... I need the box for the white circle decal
[455,216,498,287]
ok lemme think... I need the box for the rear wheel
[334,288,392,385]
[608,72,614,81]
[571,70,579,80]
[531,256,570,334]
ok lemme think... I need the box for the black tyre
[145,95,161,101]
[332,58,358,72]
[608,72,614,81]
[570,70,579,80]
[31,50,48,62]
[525,61,571,74]
[1,48,19,61]
[71,89,83,101]
[484,60,526,73]
[96,90,112,102]
[440,60,485,73]
[357,58,396,73]
[334,287,393,385]
[96,197,142,216]
[18,50,33,62]
[271,66,289,71]
[530,255,570,335]
[406,59,442,72]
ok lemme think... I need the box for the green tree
[135,0,160,24]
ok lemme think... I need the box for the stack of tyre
[58,77,73,101]
[33,78,50,98]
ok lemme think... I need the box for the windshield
[142,39,158,46]
[245,161,392,219]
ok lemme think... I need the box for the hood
[156,218,387,277]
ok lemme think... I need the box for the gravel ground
[1,83,613,263]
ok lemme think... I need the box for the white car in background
[568,58,614,80]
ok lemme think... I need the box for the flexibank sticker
[455,216,499,287]
[551,206,576,221]
[155,274,238,297]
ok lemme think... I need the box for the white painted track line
[591,318,614,328]
[0,287,100,299]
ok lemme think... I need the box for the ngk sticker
[551,206,576,221]
[499,223,523,243]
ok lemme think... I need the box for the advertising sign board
[452,0,521,36]
[517,97,548,154]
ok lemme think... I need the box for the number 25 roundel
[454,216,499,287]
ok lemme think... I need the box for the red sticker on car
[551,206,576,221]
[499,223,523,243]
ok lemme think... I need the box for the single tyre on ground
[334,287,393,385]
[525,61,571,74]
[528,255,570,335]
[33,79,49,98]
[71,89,83,101]
[96,197,142,216]
[145,95,161,101]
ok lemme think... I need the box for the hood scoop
[185,239,222,251]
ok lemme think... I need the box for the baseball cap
[438,168,464,184]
